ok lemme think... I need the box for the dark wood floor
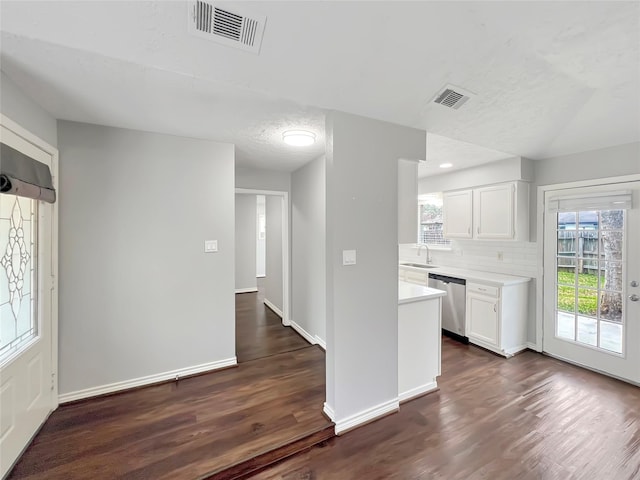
[236,280,310,363]
[9,347,330,480]
[9,284,329,480]
[250,337,640,480]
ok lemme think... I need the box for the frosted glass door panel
[0,194,37,361]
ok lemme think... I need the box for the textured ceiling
[1,1,638,172]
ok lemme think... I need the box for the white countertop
[399,280,447,305]
[400,264,531,286]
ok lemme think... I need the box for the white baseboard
[235,287,258,294]
[504,344,528,356]
[290,320,316,346]
[58,357,237,404]
[399,381,438,403]
[526,341,541,352]
[315,335,326,351]
[334,398,399,435]
[323,402,335,421]
[263,298,283,318]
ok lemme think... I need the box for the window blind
[547,190,632,212]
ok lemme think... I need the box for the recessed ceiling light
[439,163,453,169]
[282,130,316,146]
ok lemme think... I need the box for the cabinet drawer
[467,283,499,297]
[404,269,428,285]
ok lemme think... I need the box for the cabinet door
[466,291,499,347]
[475,184,514,239]
[443,190,473,238]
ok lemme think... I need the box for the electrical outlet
[497,251,504,261]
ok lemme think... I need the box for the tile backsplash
[399,240,538,278]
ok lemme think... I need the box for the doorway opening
[234,188,310,363]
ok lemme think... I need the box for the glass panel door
[543,181,640,385]
[0,121,55,479]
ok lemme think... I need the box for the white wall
[57,121,236,396]
[325,110,425,432]
[265,195,283,314]
[235,194,257,292]
[256,195,266,277]
[398,159,418,244]
[1,71,58,148]
[291,155,326,345]
[236,166,291,192]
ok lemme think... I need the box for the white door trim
[0,114,59,409]
[235,188,290,326]
[535,174,640,352]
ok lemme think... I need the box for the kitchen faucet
[417,243,431,264]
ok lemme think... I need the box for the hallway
[236,279,309,363]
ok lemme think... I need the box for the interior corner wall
[292,155,326,344]
[56,121,236,396]
[325,110,426,428]
[265,195,283,314]
[235,194,257,291]
[0,71,58,147]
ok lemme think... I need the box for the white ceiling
[1,1,638,173]
[420,133,514,178]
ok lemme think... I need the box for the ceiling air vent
[188,1,266,54]
[431,85,475,110]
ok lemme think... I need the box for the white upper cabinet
[442,189,473,238]
[443,182,529,241]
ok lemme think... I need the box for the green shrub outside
[557,271,603,316]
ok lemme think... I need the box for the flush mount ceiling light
[439,163,453,169]
[282,130,316,146]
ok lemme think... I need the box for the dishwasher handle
[428,273,466,286]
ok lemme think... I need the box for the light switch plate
[205,240,218,253]
[342,249,356,266]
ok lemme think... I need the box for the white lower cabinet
[466,281,529,357]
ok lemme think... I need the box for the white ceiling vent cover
[188,1,266,54]
[431,85,475,110]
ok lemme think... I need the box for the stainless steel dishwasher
[428,273,468,343]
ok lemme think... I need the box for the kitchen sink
[399,262,438,269]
